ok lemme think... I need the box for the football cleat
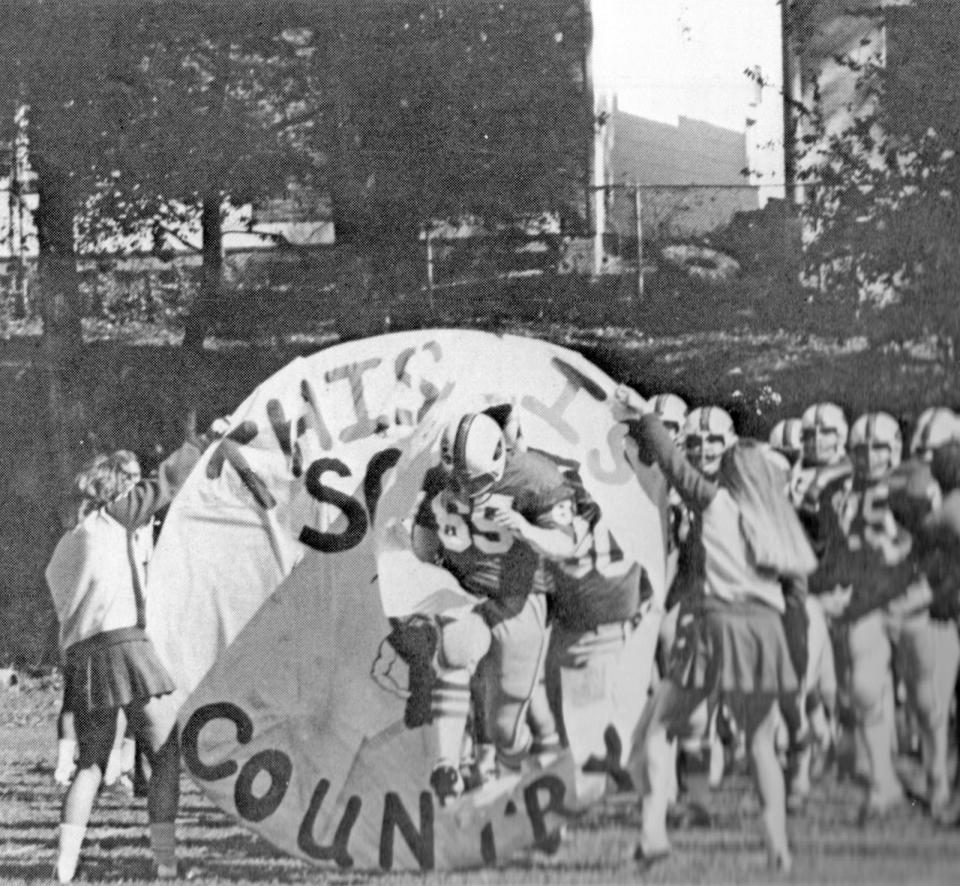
[429,763,465,807]
[650,393,690,444]
[440,412,506,503]
[850,412,903,481]
[801,402,849,467]
[684,406,736,478]
[910,407,960,462]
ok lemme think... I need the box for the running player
[883,407,960,821]
[810,411,917,822]
[412,410,576,805]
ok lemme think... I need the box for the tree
[86,1,327,351]
[791,0,960,356]
[0,2,136,358]
[321,1,589,244]
[0,2,150,534]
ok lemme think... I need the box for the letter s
[299,458,368,553]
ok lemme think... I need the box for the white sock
[149,821,177,872]
[104,745,124,786]
[120,737,136,775]
[56,823,86,884]
[54,740,77,785]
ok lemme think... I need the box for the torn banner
[146,330,666,871]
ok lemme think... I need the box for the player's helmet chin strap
[449,470,498,503]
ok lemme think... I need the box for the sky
[591,0,785,194]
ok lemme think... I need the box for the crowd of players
[43,387,960,880]
[632,395,960,869]
[404,391,960,874]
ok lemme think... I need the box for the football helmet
[684,406,737,477]
[769,417,803,466]
[910,407,960,462]
[849,411,902,481]
[650,393,690,444]
[801,402,849,467]
[440,412,506,502]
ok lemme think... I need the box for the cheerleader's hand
[614,383,648,416]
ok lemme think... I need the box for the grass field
[4,295,960,881]
[4,677,960,885]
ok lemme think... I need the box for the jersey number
[841,485,910,564]
[561,515,628,579]
[431,492,514,555]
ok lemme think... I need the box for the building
[786,0,915,198]
[607,108,759,240]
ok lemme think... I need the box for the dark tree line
[1,0,589,353]
[0,0,589,539]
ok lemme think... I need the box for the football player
[523,385,673,797]
[810,411,917,822]
[881,407,960,822]
[910,407,960,464]
[411,410,576,805]
[770,415,839,807]
[796,402,853,551]
[769,417,804,507]
[918,441,960,822]
[794,405,857,781]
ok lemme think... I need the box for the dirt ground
[3,677,960,885]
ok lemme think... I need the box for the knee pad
[437,611,491,672]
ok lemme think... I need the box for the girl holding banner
[46,441,201,882]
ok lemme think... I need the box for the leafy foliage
[321,0,589,245]
[793,0,960,353]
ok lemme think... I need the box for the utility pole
[582,0,607,276]
[423,224,435,314]
[634,184,644,300]
[781,0,803,206]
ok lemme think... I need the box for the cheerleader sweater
[46,442,201,651]
[637,415,786,613]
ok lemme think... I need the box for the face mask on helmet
[440,412,507,503]
[910,407,960,463]
[651,393,689,445]
[849,412,902,481]
[801,402,849,467]
[684,406,736,477]
[769,417,803,467]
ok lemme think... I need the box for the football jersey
[794,457,853,555]
[810,472,913,615]
[415,449,574,599]
[539,454,644,631]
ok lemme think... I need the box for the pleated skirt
[63,626,175,713]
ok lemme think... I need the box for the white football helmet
[801,402,849,467]
[849,411,902,481]
[769,417,803,466]
[684,406,737,477]
[440,412,506,502]
[910,407,960,462]
[650,393,690,444]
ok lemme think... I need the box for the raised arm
[105,440,202,530]
[636,414,718,510]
